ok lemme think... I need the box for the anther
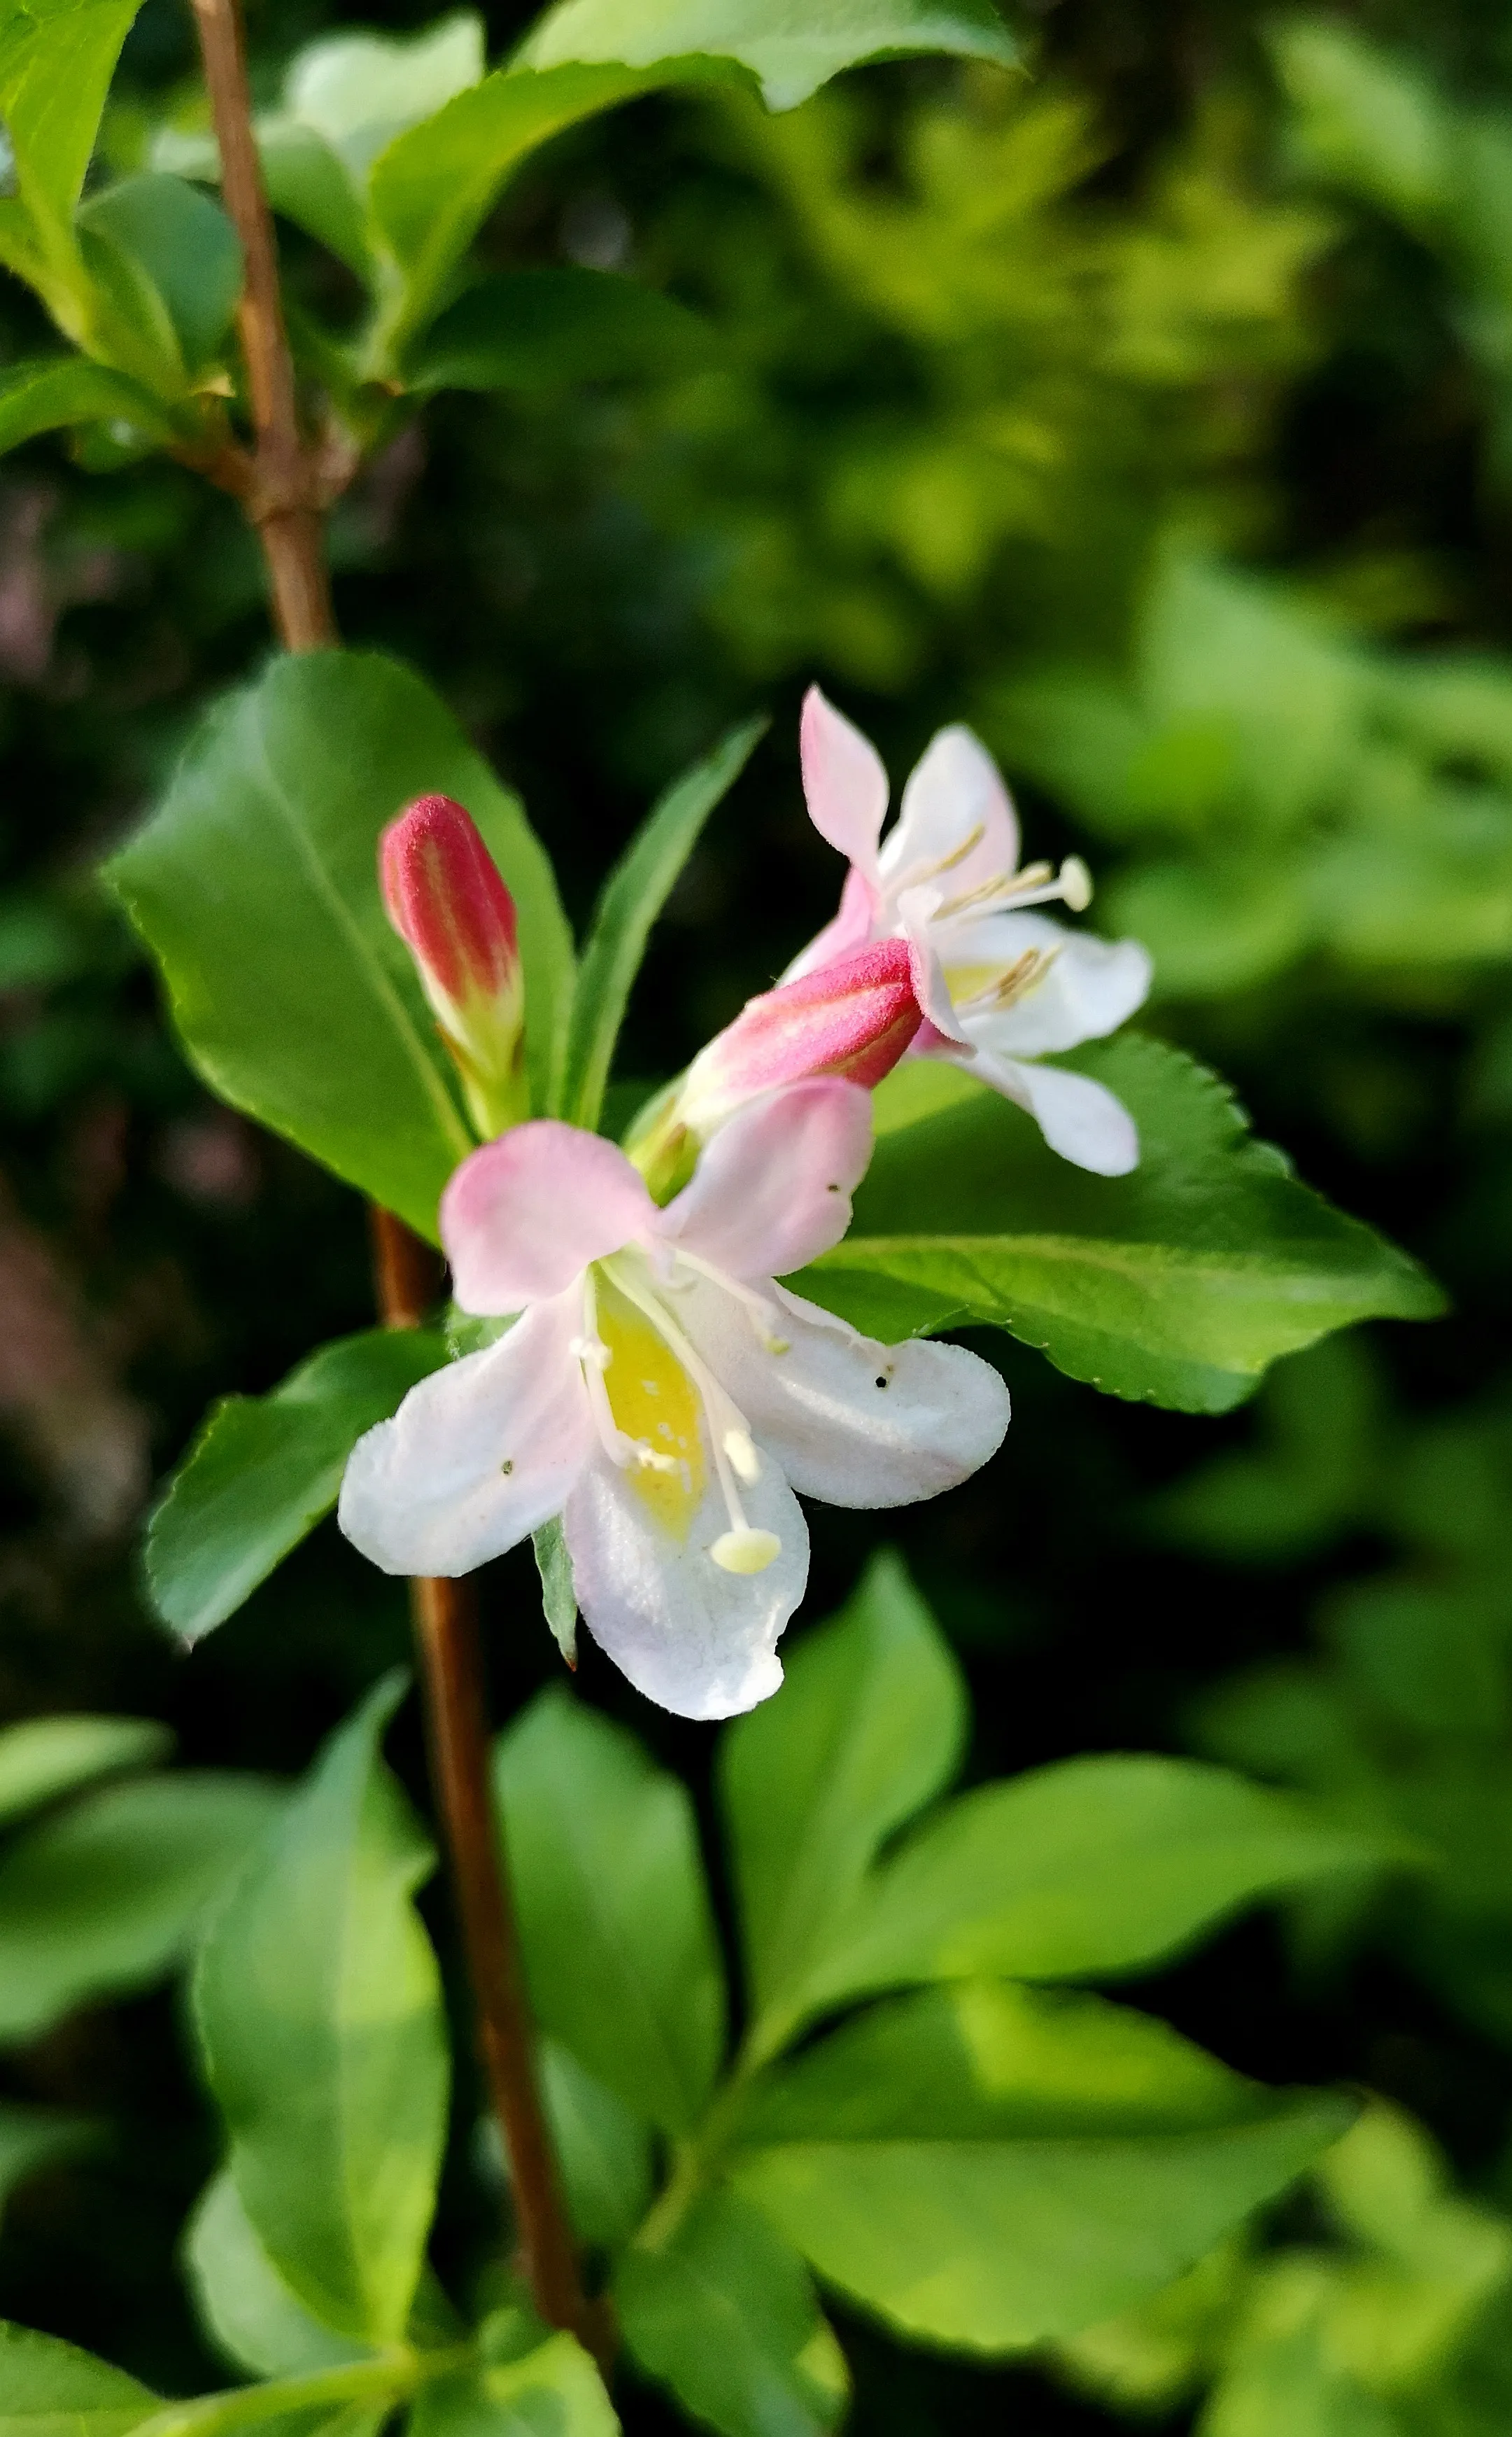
[711,1528,782,1575]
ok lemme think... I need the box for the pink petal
[662,1079,874,1279]
[781,864,882,982]
[801,687,888,878]
[441,1120,655,1310]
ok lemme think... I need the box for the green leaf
[0,0,145,267]
[146,1328,449,1645]
[793,1039,1444,1414]
[404,267,716,395]
[1201,2326,1401,2437]
[783,1756,1419,2024]
[106,651,574,1241]
[76,174,242,374]
[618,2187,848,2437]
[558,716,765,1129]
[539,2039,654,2247]
[0,1713,170,1829]
[0,2103,93,2221]
[732,1981,1356,2353]
[409,2328,618,2437]
[281,15,485,178]
[194,1673,448,2345]
[0,1771,283,2042]
[368,64,695,358]
[0,2323,157,2437]
[514,0,1019,111]
[257,122,372,280]
[718,1552,965,2051]
[1270,20,1450,235]
[495,1687,726,2135]
[185,2170,373,2380]
[0,357,171,455]
[531,1518,579,1667]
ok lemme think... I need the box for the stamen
[956,946,1056,1016]
[669,1248,791,1354]
[574,1278,637,1469]
[712,1528,782,1575]
[600,1253,779,1572]
[933,856,1091,925]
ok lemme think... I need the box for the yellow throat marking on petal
[596,1273,706,1538]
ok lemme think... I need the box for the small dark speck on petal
[501,1458,514,1475]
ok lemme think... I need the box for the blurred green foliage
[5,0,1512,2430]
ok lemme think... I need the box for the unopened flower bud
[628,937,921,1198]
[381,794,528,1139]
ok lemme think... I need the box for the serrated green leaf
[784,1755,1421,2023]
[514,0,1018,111]
[0,357,171,455]
[0,2320,157,2437]
[106,652,574,1241]
[559,716,765,1128]
[0,1713,171,1829]
[495,1687,725,2135]
[0,1771,283,2042]
[404,266,716,396]
[732,1981,1356,2352]
[194,1674,448,2346]
[718,1552,964,2053]
[146,1328,448,1645]
[618,2187,848,2437]
[793,1039,1443,1414]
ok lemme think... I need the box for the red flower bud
[381,794,526,1139]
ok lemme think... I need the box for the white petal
[960,918,1152,1058]
[897,885,971,1044]
[881,724,1020,897]
[564,1448,807,1720]
[800,687,888,878]
[975,1051,1140,1176]
[662,1079,873,1279]
[679,1278,1010,1508]
[337,1292,591,1575]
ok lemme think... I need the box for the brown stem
[185,0,596,2355]
[188,0,335,650]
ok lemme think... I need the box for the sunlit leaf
[733,1981,1355,2352]
[514,0,1018,111]
[793,1041,1443,1414]
[0,357,171,455]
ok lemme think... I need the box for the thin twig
[188,0,334,649]
[184,0,598,2357]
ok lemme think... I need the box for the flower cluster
[341,701,1148,1718]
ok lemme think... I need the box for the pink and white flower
[339,1080,1008,1719]
[789,689,1154,1177]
